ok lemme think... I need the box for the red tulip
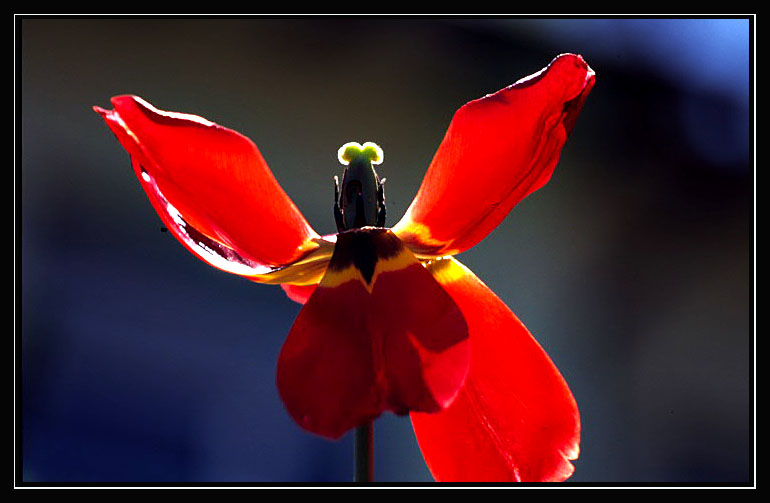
[94,53,595,482]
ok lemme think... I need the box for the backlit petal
[410,257,580,482]
[277,228,470,439]
[280,283,317,304]
[393,54,595,256]
[94,95,322,277]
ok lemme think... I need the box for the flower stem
[354,421,373,482]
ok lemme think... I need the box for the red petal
[410,257,580,482]
[277,229,470,439]
[94,96,320,275]
[393,54,595,256]
[280,283,317,304]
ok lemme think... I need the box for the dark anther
[334,176,345,232]
[376,178,386,228]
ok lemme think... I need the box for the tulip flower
[94,53,595,482]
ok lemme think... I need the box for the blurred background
[19,17,753,485]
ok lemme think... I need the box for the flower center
[334,142,387,232]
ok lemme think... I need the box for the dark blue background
[19,17,752,484]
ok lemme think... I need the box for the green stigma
[338,141,384,166]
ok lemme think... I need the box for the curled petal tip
[393,54,595,257]
[94,94,322,275]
